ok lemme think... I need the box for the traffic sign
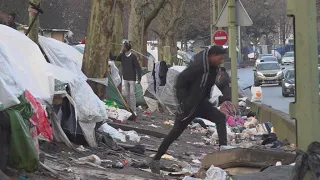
[213,30,228,45]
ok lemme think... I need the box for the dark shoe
[150,159,160,174]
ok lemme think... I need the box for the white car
[281,51,294,65]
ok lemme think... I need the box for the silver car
[253,62,285,86]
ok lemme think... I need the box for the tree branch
[144,0,168,31]
[164,0,186,35]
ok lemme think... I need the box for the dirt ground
[5,108,219,180]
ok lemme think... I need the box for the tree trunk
[111,0,123,91]
[28,0,41,43]
[82,0,115,99]
[142,31,148,67]
[128,0,144,65]
[158,36,165,61]
[166,34,177,65]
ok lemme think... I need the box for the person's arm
[132,55,142,83]
[109,52,122,61]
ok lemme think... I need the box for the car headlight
[284,82,293,87]
[277,71,283,76]
[257,72,264,77]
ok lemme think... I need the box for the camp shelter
[39,36,108,147]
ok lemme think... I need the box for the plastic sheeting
[39,36,85,81]
[38,36,107,124]
[0,25,55,102]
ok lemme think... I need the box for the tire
[282,91,289,97]
[278,82,282,86]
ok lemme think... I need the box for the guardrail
[246,100,296,144]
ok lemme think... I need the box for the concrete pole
[238,26,241,62]
[228,0,238,106]
[211,0,216,45]
[287,0,320,179]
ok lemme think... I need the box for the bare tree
[82,0,116,98]
[128,0,167,66]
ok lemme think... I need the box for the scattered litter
[204,165,227,180]
[220,145,238,151]
[149,154,175,160]
[119,130,141,142]
[276,161,282,166]
[78,154,101,165]
[76,145,88,152]
[192,159,201,164]
[141,135,150,139]
[149,124,160,128]
[98,123,126,142]
[106,106,132,122]
[183,176,202,180]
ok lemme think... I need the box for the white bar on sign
[215,36,227,40]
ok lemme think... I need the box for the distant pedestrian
[109,41,142,115]
[150,45,228,174]
[7,13,17,30]
[216,67,231,104]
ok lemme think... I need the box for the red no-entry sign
[213,30,228,46]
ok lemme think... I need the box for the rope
[291,141,320,180]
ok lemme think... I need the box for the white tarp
[38,36,107,124]
[0,25,55,101]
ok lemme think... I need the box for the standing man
[150,45,228,174]
[109,41,142,115]
[7,13,17,30]
[216,67,231,104]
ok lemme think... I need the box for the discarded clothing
[96,131,122,151]
[220,101,245,126]
[128,145,146,155]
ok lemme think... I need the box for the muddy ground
[6,109,219,180]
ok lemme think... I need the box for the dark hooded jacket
[175,49,219,119]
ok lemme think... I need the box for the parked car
[255,54,273,66]
[260,56,278,63]
[282,67,320,97]
[253,62,285,86]
[281,51,294,65]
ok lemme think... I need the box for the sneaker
[150,159,160,174]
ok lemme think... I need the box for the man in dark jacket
[216,67,231,104]
[150,45,228,174]
[110,42,142,115]
[7,13,17,30]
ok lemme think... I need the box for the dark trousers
[154,100,227,160]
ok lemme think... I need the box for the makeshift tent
[39,36,108,147]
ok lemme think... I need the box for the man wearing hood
[150,45,228,174]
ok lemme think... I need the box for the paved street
[236,65,295,114]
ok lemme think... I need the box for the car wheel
[282,91,289,97]
[278,82,282,86]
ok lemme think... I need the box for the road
[236,65,295,114]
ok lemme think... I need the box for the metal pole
[238,26,241,62]
[287,0,319,179]
[228,0,238,106]
[211,0,216,45]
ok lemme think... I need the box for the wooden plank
[107,122,167,138]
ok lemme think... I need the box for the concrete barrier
[246,100,296,144]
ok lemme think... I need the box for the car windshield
[261,57,277,62]
[259,54,272,59]
[284,52,294,57]
[286,70,295,79]
[257,63,280,71]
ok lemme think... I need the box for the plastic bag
[209,85,222,104]
[108,61,121,87]
[120,130,141,142]
[25,90,53,141]
[98,123,126,142]
[0,77,21,109]
[106,106,132,122]
[251,86,262,102]
[204,165,227,180]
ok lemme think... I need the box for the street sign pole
[211,0,216,45]
[228,0,238,106]
[287,0,320,179]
